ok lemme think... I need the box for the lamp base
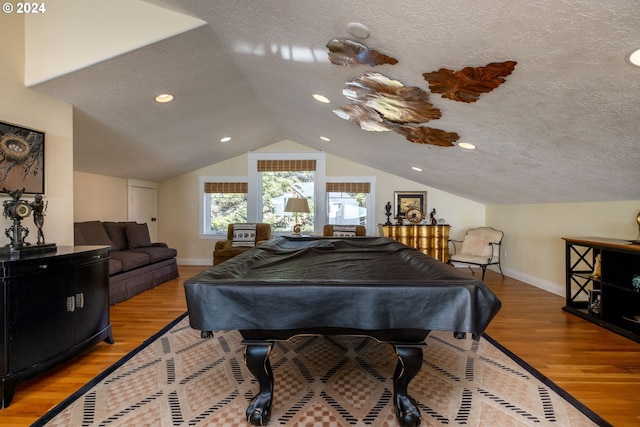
[291,224,302,235]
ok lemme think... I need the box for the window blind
[204,182,248,193]
[257,159,317,172]
[326,182,371,193]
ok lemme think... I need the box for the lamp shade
[285,197,310,213]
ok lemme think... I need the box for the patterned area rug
[34,314,610,427]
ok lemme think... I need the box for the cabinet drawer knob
[38,264,48,269]
[75,293,85,309]
[66,296,75,312]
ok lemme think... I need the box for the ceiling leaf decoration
[423,61,517,103]
[342,73,441,124]
[333,104,392,132]
[391,124,460,147]
[326,38,399,67]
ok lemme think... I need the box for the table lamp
[284,197,310,235]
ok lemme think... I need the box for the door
[128,183,158,242]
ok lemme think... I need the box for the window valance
[257,159,316,172]
[204,182,248,193]
[326,182,371,193]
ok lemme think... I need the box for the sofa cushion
[74,221,115,249]
[109,259,123,275]
[232,223,257,247]
[332,225,357,237]
[109,250,150,272]
[460,234,492,257]
[128,246,177,263]
[103,222,130,251]
[126,222,152,249]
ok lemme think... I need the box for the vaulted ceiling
[29,0,640,204]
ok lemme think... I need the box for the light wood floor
[0,266,638,426]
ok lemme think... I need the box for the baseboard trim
[501,267,564,297]
[451,264,564,297]
[177,257,213,266]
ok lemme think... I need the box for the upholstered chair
[323,224,367,237]
[448,226,504,280]
[213,223,272,265]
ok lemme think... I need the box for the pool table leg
[243,342,274,426]
[393,344,423,427]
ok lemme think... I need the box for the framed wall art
[394,191,426,219]
[0,121,45,194]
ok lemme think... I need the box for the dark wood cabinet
[0,246,113,407]
[563,237,640,342]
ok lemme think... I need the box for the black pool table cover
[184,236,501,337]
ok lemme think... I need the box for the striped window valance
[257,159,317,172]
[204,182,248,193]
[326,182,371,193]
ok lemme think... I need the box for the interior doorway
[127,180,158,242]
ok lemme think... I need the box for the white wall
[487,201,639,296]
[73,171,128,222]
[1,15,75,246]
[159,140,486,265]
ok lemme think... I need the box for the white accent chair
[448,227,504,280]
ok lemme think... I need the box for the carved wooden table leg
[243,342,274,426]
[392,344,424,427]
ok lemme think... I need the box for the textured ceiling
[30,0,640,204]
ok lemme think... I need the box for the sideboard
[381,224,451,262]
[563,237,640,343]
[0,246,113,407]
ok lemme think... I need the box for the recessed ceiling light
[627,48,640,67]
[320,136,331,142]
[458,142,476,150]
[411,166,423,172]
[312,94,330,103]
[220,136,231,142]
[155,93,174,103]
[347,22,370,39]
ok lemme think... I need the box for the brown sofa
[213,223,271,265]
[74,221,179,305]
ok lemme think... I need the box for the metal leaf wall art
[342,73,441,124]
[423,61,517,103]
[326,38,516,146]
[327,38,399,67]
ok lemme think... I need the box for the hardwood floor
[0,265,638,426]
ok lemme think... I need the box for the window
[248,153,326,234]
[200,179,248,235]
[326,179,375,229]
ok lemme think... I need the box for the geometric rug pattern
[34,314,609,427]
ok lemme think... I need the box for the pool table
[184,236,501,426]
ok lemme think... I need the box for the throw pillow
[332,225,357,237]
[232,223,257,247]
[103,222,130,251]
[126,223,152,249]
[74,221,115,249]
[460,234,492,257]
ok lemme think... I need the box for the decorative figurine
[2,188,31,248]
[384,201,393,225]
[430,208,437,226]
[31,193,47,244]
[590,254,601,279]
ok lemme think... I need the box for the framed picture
[394,191,427,219]
[0,121,45,194]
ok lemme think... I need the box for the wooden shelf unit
[381,224,451,262]
[563,237,640,343]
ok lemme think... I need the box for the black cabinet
[563,237,640,342]
[0,246,113,407]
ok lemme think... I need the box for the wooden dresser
[381,224,451,262]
